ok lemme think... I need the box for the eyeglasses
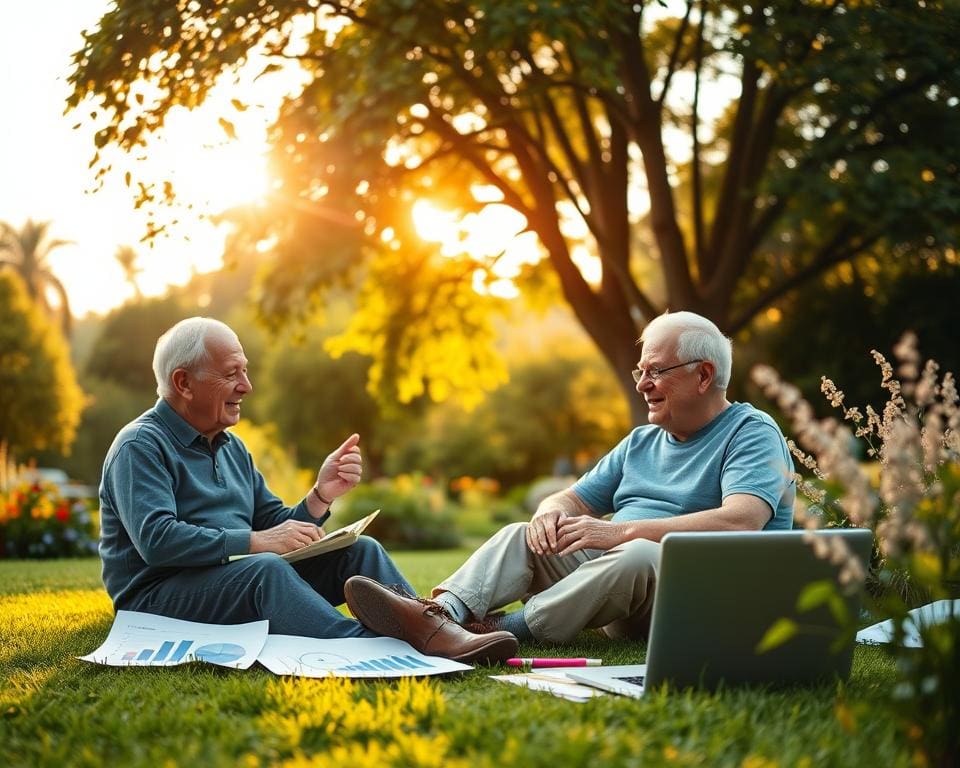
[631,359,704,383]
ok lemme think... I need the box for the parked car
[19,467,97,501]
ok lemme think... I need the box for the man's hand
[249,520,324,555]
[315,433,363,503]
[526,509,569,555]
[555,516,633,556]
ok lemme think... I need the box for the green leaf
[796,580,836,611]
[756,618,799,654]
[797,579,850,626]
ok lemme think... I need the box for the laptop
[568,528,873,697]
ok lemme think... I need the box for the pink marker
[506,657,602,668]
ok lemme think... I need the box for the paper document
[79,610,268,669]
[257,635,472,678]
[856,599,960,648]
[230,509,380,564]
[489,669,606,703]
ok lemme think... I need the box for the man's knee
[352,535,385,556]
[611,538,661,574]
[499,521,529,540]
[241,552,297,581]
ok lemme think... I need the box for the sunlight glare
[415,198,543,300]
[147,105,272,213]
[571,244,602,285]
[458,205,526,258]
[471,185,504,203]
[412,200,461,244]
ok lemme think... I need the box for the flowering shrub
[0,481,99,558]
[752,332,959,766]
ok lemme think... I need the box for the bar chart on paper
[114,637,248,665]
[78,611,269,669]
[298,651,437,674]
[121,639,195,663]
[257,635,473,678]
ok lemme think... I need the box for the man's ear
[698,361,716,394]
[171,368,193,400]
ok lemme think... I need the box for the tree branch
[727,227,884,334]
[657,0,695,109]
[691,3,706,274]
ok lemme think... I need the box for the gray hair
[641,311,733,389]
[153,317,236,398]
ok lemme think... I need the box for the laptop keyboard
[614,675,645,686]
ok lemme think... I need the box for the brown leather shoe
[344,576,518,664]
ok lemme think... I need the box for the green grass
[1,555,912,767]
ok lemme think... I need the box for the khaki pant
[433,522,660,643]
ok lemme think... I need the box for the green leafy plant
[752,333,959,767]
[335,474,461,550]
[0,481,98,559]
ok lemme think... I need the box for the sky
[0,1,280,318]
[0,2,735,319]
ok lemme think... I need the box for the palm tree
[114,244,143,300]
[0,219,73,338]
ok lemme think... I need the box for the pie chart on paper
[193,643,246,663]
[298,651,353,672]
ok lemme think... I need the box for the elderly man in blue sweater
[98,317,516,662]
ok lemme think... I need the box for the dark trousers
[126,536,412,638]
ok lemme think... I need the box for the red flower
[56,506,70,522]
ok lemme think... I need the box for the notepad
[230,509,380,564]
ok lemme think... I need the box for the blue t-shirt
[573,402,795,530]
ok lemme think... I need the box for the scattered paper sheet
[489,669,606,703]
[257,635,472,678]
[79,610,268,669]
[856,599,960,648]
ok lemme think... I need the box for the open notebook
[230,509,380,564]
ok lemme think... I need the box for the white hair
[153,317,236,398]
[641,311,733,389]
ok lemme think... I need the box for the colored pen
[506,658,602,668]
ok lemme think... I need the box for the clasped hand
[527,512,629,557]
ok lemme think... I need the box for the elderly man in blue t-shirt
[344,311,795,645]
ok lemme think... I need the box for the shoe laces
[387,583,454,621]
[464,611,505,634]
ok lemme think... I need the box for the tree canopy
[0,271,85,466]
[69,0,960,421]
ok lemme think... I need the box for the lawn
[1,553,912,767]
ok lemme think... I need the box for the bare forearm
[555,493,771,555]
[533,488,598,520]
[623,494,771,543]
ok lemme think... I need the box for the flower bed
[0,481,98,558]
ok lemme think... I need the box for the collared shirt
[573,402,795,529]
[98,399,326,609]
